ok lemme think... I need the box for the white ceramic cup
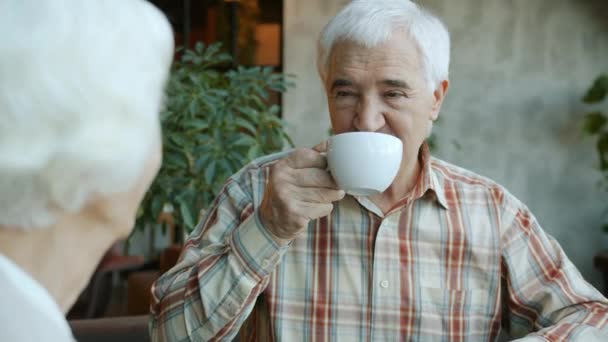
[327,132,403,196]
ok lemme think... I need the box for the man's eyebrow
[330,79,354,91]
[381,79,410,89]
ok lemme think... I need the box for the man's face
[325,30,447,167]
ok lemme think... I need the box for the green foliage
[581,74,608,178]
[581,74,608,235]
[137,42,294,234]
[583,74,608,104]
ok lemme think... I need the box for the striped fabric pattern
[150,145,608,341]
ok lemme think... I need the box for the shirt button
[380,280,389,288]
[261,259,270,268]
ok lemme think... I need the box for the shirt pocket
[418,286,491,315]
[415,287,496,339]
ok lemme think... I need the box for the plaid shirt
[150,145,608,341]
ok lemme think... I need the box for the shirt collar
[418,143,449,210]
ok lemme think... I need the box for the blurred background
[68,0,608,329]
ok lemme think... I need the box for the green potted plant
[580,74,608,238]
[134,42,294,252]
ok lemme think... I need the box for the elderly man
[151,1,608,341]
[0,0,173,341]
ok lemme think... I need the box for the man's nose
[353,97,385,132]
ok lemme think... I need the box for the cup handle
[319,152,331,173]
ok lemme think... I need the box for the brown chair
[68,242,145,319]
[69,315,150,342]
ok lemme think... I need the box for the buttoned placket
[370,210,404,341]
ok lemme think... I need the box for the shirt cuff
[230,210,289,280]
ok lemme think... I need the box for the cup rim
[329,131,401,140]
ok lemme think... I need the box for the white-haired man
[0,0,173,340]
[151,1,608,341]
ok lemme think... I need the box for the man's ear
[430,79,449,121]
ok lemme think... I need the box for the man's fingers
[285,148,327,169]
[283,140,329,170]
[300,202,335,220]
[291,168,338,189]
[291,187,345,204]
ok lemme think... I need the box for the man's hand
[260,141,345,245]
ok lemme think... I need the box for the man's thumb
[312,140,328,153]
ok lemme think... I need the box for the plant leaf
[252,83,269,100]
[202,43,222,63]
[209,89,229,97]
[583,74,608,103]
[164,153,188,169]
[169,133,188,147]
[237,107,258,121]
[218,159,233,175]
[268,105,280,116]
[582,112,607,135]
[598,132,608,170]
[247,144,262,161]
[235,118,257,135]
[283,132,295,148]
[194,42,205,54]
[151,196,163,222]
[183,119,209,131]
[204,159,217,185]
[179,199,195,230]
[195,153,212,173]
[231,135,257,147]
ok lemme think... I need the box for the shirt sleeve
[149,164,289,341]
[500,200,608,341]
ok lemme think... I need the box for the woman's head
[0,0,174,231]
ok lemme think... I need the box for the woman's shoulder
[0,255,75,342]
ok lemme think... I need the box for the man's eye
[385,91,405,98]
[336,90,355,97]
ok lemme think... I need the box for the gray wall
[283,0,608,288]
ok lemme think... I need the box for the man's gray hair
[0,0,174,229]
[317,0,451,91]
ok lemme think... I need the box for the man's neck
[0,214,117,312]
[370,150,423,214]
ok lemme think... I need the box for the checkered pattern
[150,145,608,341]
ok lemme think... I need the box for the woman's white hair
[317,0,450,92]
[0,0,174,229]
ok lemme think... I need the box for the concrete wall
[283,0,608,288]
